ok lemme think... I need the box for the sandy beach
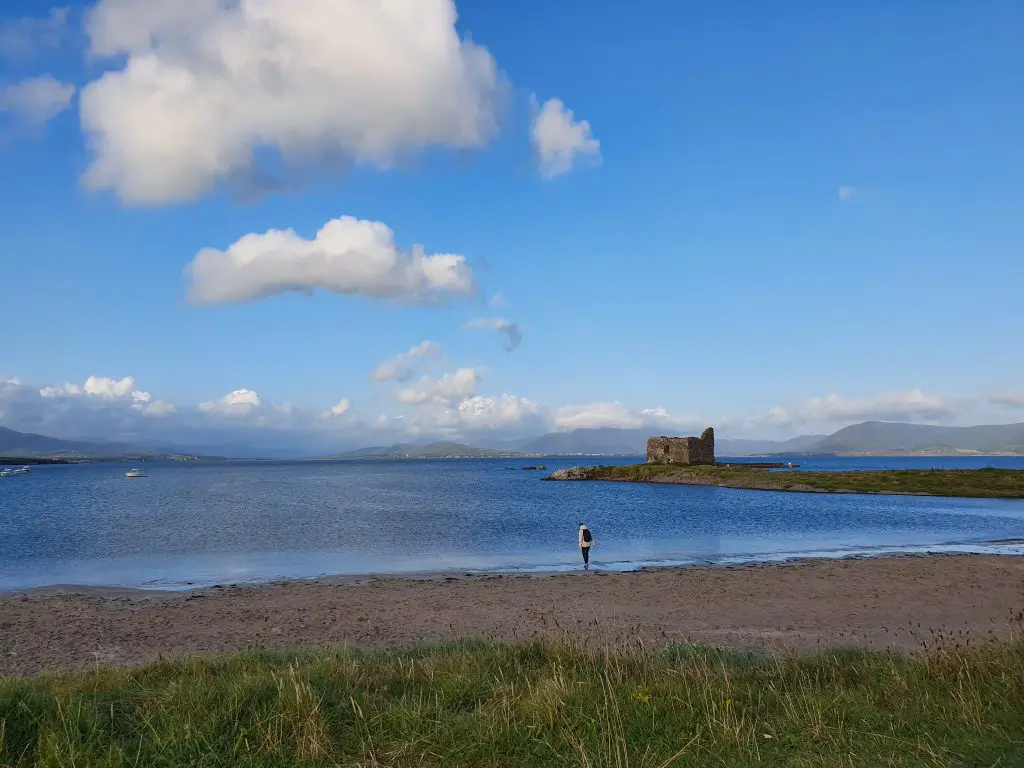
[3,554,1023,677]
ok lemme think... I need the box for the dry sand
[3,554,1024,677]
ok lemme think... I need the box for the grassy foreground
[3,638,1024,767]
[548,464,1024,498]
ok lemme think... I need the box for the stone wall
[646,427,715,466]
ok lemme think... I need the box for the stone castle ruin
[646,427,715,466]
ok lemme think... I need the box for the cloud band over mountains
[3,371,1019,454]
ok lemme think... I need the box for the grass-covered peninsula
[547,464,1024,498]
[3,637,1024,767]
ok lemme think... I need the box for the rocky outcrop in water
[545,467,596,481]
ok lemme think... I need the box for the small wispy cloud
[988,392,1024,409]
[837,186,857,201]
[0,7,70,61]
[373,340,443,383]
[488,291,506,308]
[0,75,76,127]
[530,96,601,178]
[464,317,522,352]
[200,388,262,415]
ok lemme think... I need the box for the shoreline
[6,538,1024,597]
[3,553,1023,677]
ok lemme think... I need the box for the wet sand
[3,554,1024,677]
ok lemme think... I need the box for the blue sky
[0,0,1022,448]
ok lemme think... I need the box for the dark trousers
[581,546,590,565]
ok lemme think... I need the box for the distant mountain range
[0,427,148,458]
[515,422,1024,456]
[330,442,528,459]
[3,421,1024,461]
[811,421,1024,454]
[333,422,1024,459]
[718,434,828,455]
[0,426,213,460]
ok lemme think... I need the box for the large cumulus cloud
[79,0,504,203]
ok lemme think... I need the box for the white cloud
[553,402,697,431]
[396,368,478,406]
[186,215,476,305]
[488,291,506,308]
[3,369,995,454]
[373,340,444,383]
[12,373,357,443]
[200,388,262,416]
[0,7,70,61]
[39,375,149,401]
[393,392,545,435]
[464,317,522,351]
[143,400,177,416]
[457,394,542,429]
[530,96,601,179]
[2,374,365,452]
[79,0,503,204]
[553,402,638,430]
[769,388,952,427]
[838,186,857,201]
[0,75,76,126]
[639,407,689,426]
[82,375,137,398]
[30,373,176,422]
[989,392,1024,409]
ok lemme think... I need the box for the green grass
[552,465,1024,498]
[3,637,1024,767]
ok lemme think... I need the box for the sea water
[2,456,1024,591]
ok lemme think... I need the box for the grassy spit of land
[547,464,1024,498]
[3,634,1024,767]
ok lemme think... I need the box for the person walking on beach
[578,522,594,570]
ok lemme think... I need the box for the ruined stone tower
[646,427,715,466]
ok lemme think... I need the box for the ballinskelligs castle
[645,427,715,466]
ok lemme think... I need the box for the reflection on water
[2,456,1024,590]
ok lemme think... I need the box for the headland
[546,426,1024,498]
[546,463,1024,498]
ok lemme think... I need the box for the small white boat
[125,468,146,478]
[1,466,29,476]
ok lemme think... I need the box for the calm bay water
[2,455,1024,591]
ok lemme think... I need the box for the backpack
[582,527,593,543]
